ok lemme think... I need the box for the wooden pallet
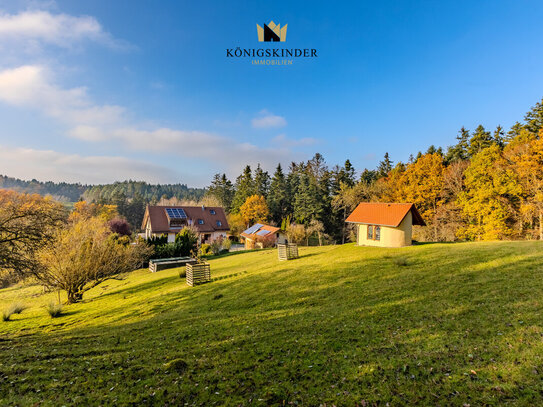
[186,262,211,286]
[278,243,299,261]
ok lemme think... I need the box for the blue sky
[0,0,542,186]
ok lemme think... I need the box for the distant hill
[0,175,206,203]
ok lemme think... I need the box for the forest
[206,98,543,243]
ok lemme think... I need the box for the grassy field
[2,242,543,405]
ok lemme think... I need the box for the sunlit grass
[1,241,543,405]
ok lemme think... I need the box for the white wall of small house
[167,233,176,243]
[356,211,413,248]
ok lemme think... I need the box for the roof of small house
[142,205,229,234]
[345,202,426,227]
[240,223,282,240]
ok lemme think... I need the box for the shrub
[222,238,232,250]
[2,309,13,322]
[2,303,27,321]
[108,218,131,236]
[393,257,409,267]
[10,302,26,314]
[199,243,211,256]
[46,302,63,318]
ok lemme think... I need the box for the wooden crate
[278,243,299,261]
[149,257,196,273]
[186,262,211,286]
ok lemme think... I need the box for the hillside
[1,242,543,405]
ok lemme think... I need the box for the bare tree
[37,217,152,303]
[0,190,66,285]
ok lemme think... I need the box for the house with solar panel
[240,223,287,249]
[345,203,426,248]
[141,205,230,244]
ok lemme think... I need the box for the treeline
[207,98,543,242]
[0,175,87,202]
[0,178,207,229]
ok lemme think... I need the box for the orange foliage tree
[239,195,269,226]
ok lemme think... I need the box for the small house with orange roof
[240,223,287,249]
[346,202,425,247]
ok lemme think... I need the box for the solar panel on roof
[242,223,263,235]
[166,208,187,219]
[256,229,271,236]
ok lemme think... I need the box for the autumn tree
[239,195,269,226]
[0,190,66,284]
[458,144,521,240]
[402,153,445,240]
[70,201,118,222]
[37,217,152,303]
[506,131,543,239]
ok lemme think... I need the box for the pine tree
[268,164,289,224]
[231,166,254,213]
[468,125,493,156]
[524,98,543,134]
[378,152,393,177]
[254,164,270,197]
[293,172,321,224]
[207,173,234,211]
[506,122,523,142]
[493,125,505,148]
[445,127,470,163]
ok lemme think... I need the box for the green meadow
[1,242,543,405]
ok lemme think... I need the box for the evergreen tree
[445,127,470,163]
[506,122,523,142]
[360,169,378,185]
[468,125,493,156]
[231,166,254,213]
[267,164,289,224]
[254,164,270,197]
[524,98,543,134]
[493,125,505,148]
[293,172,321,224]
[378,152,393,177]
[207,173,234,211]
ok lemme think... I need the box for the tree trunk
[67,289,83,304]
[539,209,543,240]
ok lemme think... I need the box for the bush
[46,302,63,318]
[393,257,409,267]
[199,243,211,256]
[222,238,232,250]
[2,303,27,321]
[108,218,131,236]
[2,309,12,322]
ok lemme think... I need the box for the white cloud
[271,134,318,147]
[0,145,177,184]
[0,10,127,49]
[0,65,125,125]
[0,65,296,175]
[251,109,287,128]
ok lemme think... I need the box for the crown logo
[256,21,287,42]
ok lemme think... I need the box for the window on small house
[210,209,216,215]
[367,225,373,240]
[375,226,381,241]
[198,219,204,225]
[216,220,222,227]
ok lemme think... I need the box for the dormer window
[210,209,216,215]
[198,219,204,225]
[216,220,222,227]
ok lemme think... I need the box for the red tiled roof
[142,205,230,233]
[345,202,426,227]
[240,224,281,240]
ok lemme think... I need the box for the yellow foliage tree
[239,195,269,226]
[506,131,543,239]
[70,201,118,222]
[458,144,521,240]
